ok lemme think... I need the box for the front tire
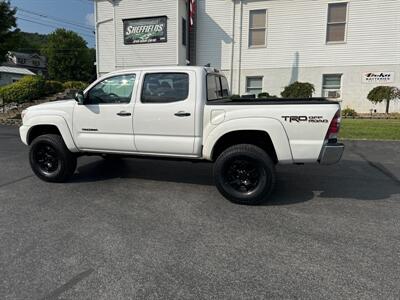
[213,144,276,205]
[29,134,77,182]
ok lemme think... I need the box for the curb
[341,138,400,142]
[0,119,22,126]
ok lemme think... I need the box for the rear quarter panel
[203,103,340,163]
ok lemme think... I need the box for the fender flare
[25,115,79,152]
[203,117,293,163]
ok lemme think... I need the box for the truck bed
[207,97,338,105]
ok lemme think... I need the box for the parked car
[20,66,344,205]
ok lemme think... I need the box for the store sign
[124,16,167,45]
[362,72,395,84]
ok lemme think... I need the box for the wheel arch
[27,125,61,144]
[25,116,78,152]
[211,130,278,163]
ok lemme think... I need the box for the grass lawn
[340,119,400,140]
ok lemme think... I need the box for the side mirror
[74,91,85,105]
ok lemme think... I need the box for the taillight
[325,110,341,142]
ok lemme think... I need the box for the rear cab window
[207,74,231,102]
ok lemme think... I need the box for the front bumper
[319,142,345,165]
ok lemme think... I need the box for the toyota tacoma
[20,66,344,205]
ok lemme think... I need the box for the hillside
[10,31,49,54]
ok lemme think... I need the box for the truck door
[133,71,196,155]
[72,73,138,152]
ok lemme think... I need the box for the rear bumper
[319,142,344,165]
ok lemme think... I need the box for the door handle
[117,111,132,117]
[174,111,191,117]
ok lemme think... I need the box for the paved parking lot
[0,125,399,299]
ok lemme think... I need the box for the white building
[5,52,47,76]
[94,0,400,113]
[0,66,36,87]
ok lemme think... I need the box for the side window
[220,76,230,97]
[207,75,219,101]
[322,74,342,99]
[326,3,348,43]
[141,73,189,103]
[86,74,136,105]
[182,18,187,46]
[249,9,267,47]
[246,76,263,95]
[207,74,230,101]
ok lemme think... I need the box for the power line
[18,11,95,34]
[16,7,94,31]
[71,0,95,3]
[16,17,95,40]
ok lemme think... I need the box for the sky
[10,0,95,48]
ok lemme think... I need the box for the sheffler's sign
[124,16,167,45]
[362,72,395,84]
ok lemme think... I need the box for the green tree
[367,86,399,114]
[281,81,315,98]
[10,32,49,53]
[42,29,95,82]
[0,1,18,63]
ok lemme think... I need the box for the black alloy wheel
[33,143,61,176]
[29,134,77,182]
[214,144,276,205]
[223,156,263,195]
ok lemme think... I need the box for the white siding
[96,0,400,112]
[195,0,400,112]
[236,65,400,113]
[96,0,180,75]
[96,0,115,75]
[114,0,178,69]
[196,0,234,70]
[197,0,400,70]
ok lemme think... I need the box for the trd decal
[282,116,329,123]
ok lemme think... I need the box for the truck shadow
[72,157,400,204]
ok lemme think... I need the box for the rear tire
[213,144,276,205]
[29,134,77,183]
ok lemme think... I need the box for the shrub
[0,76,46,104]
[281,81,315,98]
[230,94,241,100]
[44,80,64,95]
[342,107,357,118]
[63,81,88,91]
[258,92,278,99]
[367,86,399,114]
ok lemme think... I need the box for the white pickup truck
[20,66,344,205]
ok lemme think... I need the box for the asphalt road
[1,125,399,299]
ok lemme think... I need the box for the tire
[213,144,276,205]
[29,134,77,183]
